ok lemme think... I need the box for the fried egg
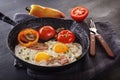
[34,52,50,62]
[15,40,82,66]
[53,43,68,53]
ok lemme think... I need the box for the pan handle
[0,12,16,26]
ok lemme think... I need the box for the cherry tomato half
[39,26,56,40]
[70,6,89,21]
[57,30,75,43]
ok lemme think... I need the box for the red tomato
[57,30,75,43]
[39,26,56,40]
[70,6,89,21]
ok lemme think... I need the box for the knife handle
[90,33,96,56]
[96,34,115,58]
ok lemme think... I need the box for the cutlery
[89,18,115,58]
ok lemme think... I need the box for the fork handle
[90,33,96,56]
[96,34,115,58]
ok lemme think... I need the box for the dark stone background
[0,0,120,80]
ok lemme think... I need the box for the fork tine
[85,17,92,27]
[86,17,95,28]
[90,19,96,28]
[90,19,94,27]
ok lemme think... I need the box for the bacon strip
[28,43,48,50]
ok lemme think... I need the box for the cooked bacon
[47,55,69,65]
[28,43,48,50]
[58,55,69,65]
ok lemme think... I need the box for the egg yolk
[34,52,50,62]
[53,43,68,53]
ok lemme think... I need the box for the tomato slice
[39,26,56,40]
[57,30,75,43]
[70,6,89,21]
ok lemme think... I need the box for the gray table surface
[0,0,120,80]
